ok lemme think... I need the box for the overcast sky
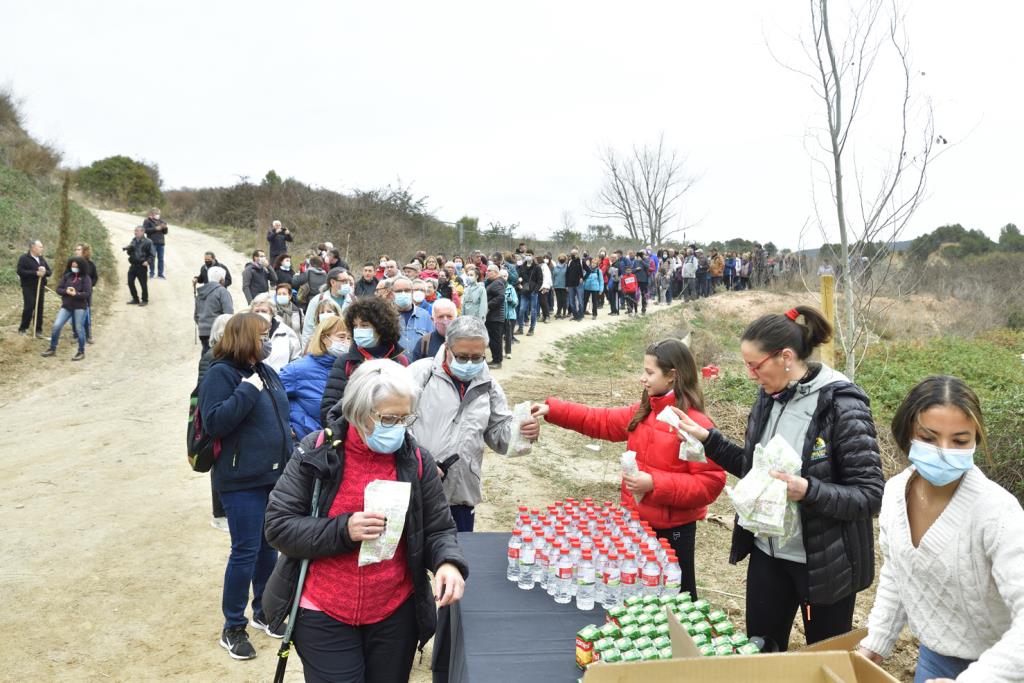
[3,1,1020,248]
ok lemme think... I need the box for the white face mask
[319,311,336,319]
[71,267,80,273]
[256,311,273,323]
[412,291,425,303]
[281,261,291,270]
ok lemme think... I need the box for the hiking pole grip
[272,477,322,683]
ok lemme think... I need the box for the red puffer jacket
[545,391,726,529]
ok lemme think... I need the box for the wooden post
[820,274,835,367]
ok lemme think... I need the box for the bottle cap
[512,529,522,536]
[561,547,570,555]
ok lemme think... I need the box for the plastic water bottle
[518,536,536,590]
[532,534,546,586]
[663,551,682,594]
[594,547,607,606]
[641,552,661,597]
[576,550,596,610]
[554,548,573,604]
[568,539,582,596]
[620,551,638,601]
[507,530,522,582]
[546,539,560,596]
[600,552,621,609]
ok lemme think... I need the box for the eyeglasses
[745,350,781,376]
[451,353,486,363]
[373,411,418,427]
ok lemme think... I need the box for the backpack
[418,333,432,360]
[186,383,221,472]
[621,273,638,294]
[296,282,311,307]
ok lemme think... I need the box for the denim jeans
[49,307,86,353]
[220,485,277,628]
[566,286,581,318]
[450,505,475,532]
[150,243,165,277]
[517,291,538,330]
[915,644,973,683]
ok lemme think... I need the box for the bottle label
[508,547,520,560]
[558,566,573,579]
[603,571,620,587]
[520,548,535,565]
[578,567,596,584]
[621,571,637,585]
[642,573,660,587]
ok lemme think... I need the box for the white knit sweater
[861,466,1024,682]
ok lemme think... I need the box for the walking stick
[31,275,42,338]
[192,281,198,345]
[273,477,322,683]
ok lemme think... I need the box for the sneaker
[490,362,502,369]
[41,349,56,357]
[127,300,139,305]
[526,329,534,336]
[72,351,85,361]
[219,626,256,660]
[512,337,520,344]
[251,612,285,639]
[158,275,166,280]
[139,301,148,306]
[18,329,28,335]
[87,337,94,345]
[515,327,524,335]
[210,517,230,532]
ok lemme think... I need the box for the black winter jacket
[125,237,156,266]
[197,261,233,288]
[143,217,168,245]
[262,424,468,648]
[565,257,584,287]
[703,380,883,604]
[518,262,543,293]
[17,252,51,288]
[266,228,293,259]
[485,277,506,322]
[320,343,408,426]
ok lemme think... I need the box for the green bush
[76,155,162,208]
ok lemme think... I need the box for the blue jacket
[504,283,519,320]
[399,305,433,354]
[552,263,567,288]
[279,352,334,439]
[409,330,446,362]
[198,359,293,493]
[583,266,603,292]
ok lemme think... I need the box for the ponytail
[742,305,832,360]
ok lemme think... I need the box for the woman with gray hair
[194,266,234,353]
[264,359,467,682]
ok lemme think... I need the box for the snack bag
[621,451,644,504]
[656,405,707,463]
[358,480,411,567]
[507,402,535,456]
[723,435,801,545]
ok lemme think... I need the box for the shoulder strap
[416,447,423,480]
[419,334,431,357]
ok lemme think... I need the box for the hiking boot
[526,329,534,336]
[219,626,256,660]
[210,517,229,532]
[139,301,148,306]
[87,337,94,345]
[251,612,285,639]
[41,348,56,357]
[72,351,85,361]
[127,300,140,305]
[515,327,524,335]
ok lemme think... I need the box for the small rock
[585,444,601,452]
[15,504,25,509]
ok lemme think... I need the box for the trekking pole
[31,276,42,338]
[192,281,198,345]
[273,477,322,683]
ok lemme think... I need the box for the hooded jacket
[703,364,883,604]
[262,425,467,649]
[321,343,409,425]
[55,271,91,311]
[193,281,234,336]
[461,281,487,319]
[408,350,513,507]
[544,391,726,529]
[279,352,335,439]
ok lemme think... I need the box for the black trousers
[211,475,224,517]
[554,288,567,317]
[746,545,856,652]
[128,264,149,302]
[538,291,550,320]
[503,319,514,354]
[637,282,649,312]
[655,522,698,600]
[484,320,503,364]
[19,283,45,332]
[199,335,210,355]
[582,290,599,318]
[294,598,418,683]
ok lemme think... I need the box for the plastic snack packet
[656,405,707,463]
[358,479,411,567]
[507,402,535,456]
[621,451,644,504]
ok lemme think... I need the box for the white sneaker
[210,517,230,532]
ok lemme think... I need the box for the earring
[786,366,791,373]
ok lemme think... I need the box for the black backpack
[186,383,222,472]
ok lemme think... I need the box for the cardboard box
[583,608,898,682]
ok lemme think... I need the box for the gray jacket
[408,350,513,506]
[460,282,487,320]
[193,282,234,335]
[755,363,850,563]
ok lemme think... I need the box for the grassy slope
[0,165,114,383]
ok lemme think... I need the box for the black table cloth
[434,532,604,683]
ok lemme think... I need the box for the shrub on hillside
[75,155,163,208]
[0,90,62,180]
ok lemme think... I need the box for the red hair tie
[785,308,800,321]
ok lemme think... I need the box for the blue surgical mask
[394,292,413,309]
[450,357,485,381]
[260,340,273,360]
[455,263,463,272]
[366,422,406,453]
[908,440,975,486]
[339,284,352,297]
[353,328,378,348]
[275,294,290,305]
[327,340,350,357]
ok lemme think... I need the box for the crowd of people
[19,211,1016,682]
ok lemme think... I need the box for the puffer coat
[703,376,883,604]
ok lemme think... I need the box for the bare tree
[780,0,943,379]
[560,210,576,234]
[590,134,696,246]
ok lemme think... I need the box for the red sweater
[545,391,726,529]
[301,425,414,625]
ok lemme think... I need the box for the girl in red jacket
[531,338,725,598]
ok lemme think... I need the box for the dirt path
[0,213,652,682]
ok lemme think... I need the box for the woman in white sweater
[858,376,1024,683]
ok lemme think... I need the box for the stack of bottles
[505,498,683,610]
[574,592,760,670]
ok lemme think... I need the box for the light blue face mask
[450,357,485,381]
[366,422,406,453]
[394,292,413,309]
[908,439,975,486]
[353,328,378,348]
[339,284,352,297]
[275,294,290,305]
